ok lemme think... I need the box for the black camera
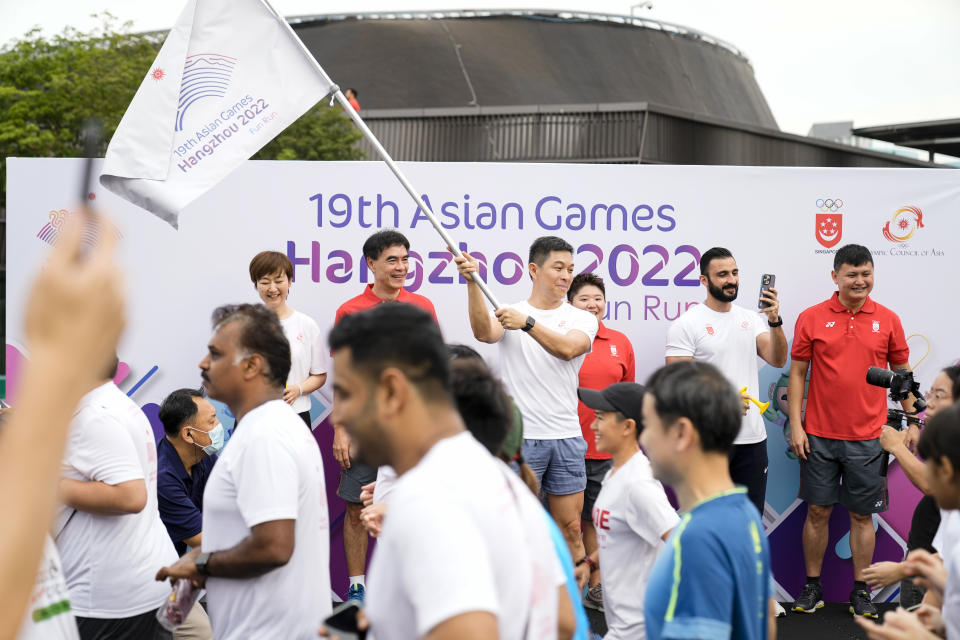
[865,367,927,413]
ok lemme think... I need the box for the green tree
[0,15,364,211]
[254,103,364,161]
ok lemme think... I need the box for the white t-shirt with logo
[367,432,556,640]
[942,512,960,640]
[593,451,679,640]
[56,382,178,618]
[280,310,327,414]
[498,301,599,440]
[666,303,770,444]
[202,398,330,640]
[17,536,79,640]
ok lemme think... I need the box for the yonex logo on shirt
[825,322,835,328]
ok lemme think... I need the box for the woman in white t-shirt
[249,251,327,426]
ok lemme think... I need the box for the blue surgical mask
[190,422,225,456]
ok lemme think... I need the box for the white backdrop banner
[7,158,960,601]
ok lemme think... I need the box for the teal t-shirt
[644,488,771,640]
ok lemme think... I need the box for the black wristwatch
[521,316,536,332]
[768,316,783,328]
[195,552,212,576]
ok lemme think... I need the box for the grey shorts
[523,437,588,496]
[338,461,378,504]
[799,434,888,514]
[582,458,613,521]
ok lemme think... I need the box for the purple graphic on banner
[175,53,238,131]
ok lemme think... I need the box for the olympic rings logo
[816,198,843,212]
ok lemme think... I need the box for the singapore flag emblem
[816,213,842,248]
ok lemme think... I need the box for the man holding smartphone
[665,247,787,514]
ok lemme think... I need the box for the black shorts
[77,609,171,640]
[799,434,888,514]
[338,461,378,504]
[582,458,613,521]
[729,440,768,515]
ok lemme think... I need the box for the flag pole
[270,6,502,309]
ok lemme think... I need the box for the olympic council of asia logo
[882,206,924,243]
[815,198,843,249]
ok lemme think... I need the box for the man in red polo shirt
[567,273,635,612]
[332,229,437,604]
[788,244,915,619]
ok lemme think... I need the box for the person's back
[202,398,330,638]
[645,489,770,640]
[367,432,538,640]
[57,382,177,619]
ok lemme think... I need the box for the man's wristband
[521,316,536,332]
[577,555,597,571]
[195,551,212,576]
[768,316,783,328]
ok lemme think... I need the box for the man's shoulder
[335,290,373,318]
[669,302,706,326]
[398,289,435,308]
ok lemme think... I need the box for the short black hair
[347,87,359,97]
[211,304,291,389]
[362,229,409,261]
[447,344,483,361]
[159,388,204,437]
[833,244,873,271]
[567,272,605,302]
[918,403,960,472]
[699,247,734,276]
[942,365,960,401]
[450,357,512,456]
[645,361,741,454]
[528,236,573,267]
[329,303,451,400]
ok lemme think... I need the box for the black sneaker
[849,588,878,618]
[792,582,824,613]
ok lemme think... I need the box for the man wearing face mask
[157,388,223,556]
[156,391,217,640]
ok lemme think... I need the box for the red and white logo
[872,321,880,333]
[706,324,715,336]
[610,345,618,357]
[816,213,842,248]
[740,321,750,329]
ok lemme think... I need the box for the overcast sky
[1,0,957,136]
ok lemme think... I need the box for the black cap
[577,382,646,428]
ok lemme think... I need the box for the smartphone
[758,274,776,309]
[323,601,366,640]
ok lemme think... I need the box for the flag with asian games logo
[100,0,333,228]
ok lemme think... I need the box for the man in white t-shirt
[56,357,179,639]
[575,382,679,640]
[328,303,544,640]
[665,247,787,514]
[156,304,330,640]
[455,235,598,562]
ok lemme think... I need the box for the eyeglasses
[925,389,951,402]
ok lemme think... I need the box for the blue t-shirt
[544,513,590,640]
[644,488,771,640]
[156,437,217,555]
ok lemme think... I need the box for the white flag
[100,0,332,228]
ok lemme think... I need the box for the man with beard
[665,247,787,514]
[329,303,549,640]
[156,304,330,639]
